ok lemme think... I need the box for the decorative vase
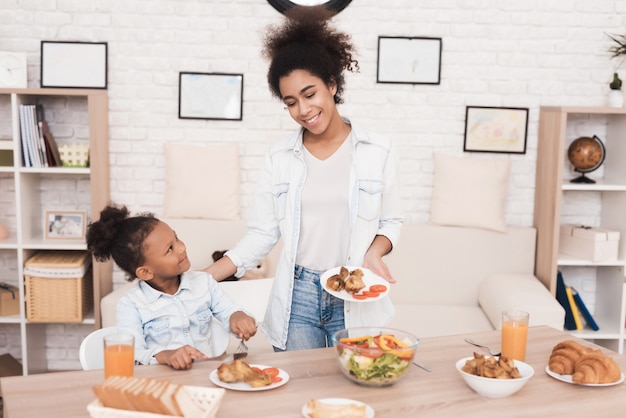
[608,89,624,107]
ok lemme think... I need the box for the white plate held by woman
[320,266,390,303]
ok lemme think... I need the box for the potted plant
[607,33,625,107]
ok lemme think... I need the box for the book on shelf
[17,104,61,167]
[42,120,62,166]
[18,105,31,167]
[33,104,48,167]
[570,287,600,331]
[565,285,583,330]
[555,271,577,331]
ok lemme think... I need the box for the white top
[297,135,352,270]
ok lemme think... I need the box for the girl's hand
[155,345,208,370]
[229,311,258,340]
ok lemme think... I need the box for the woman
[206,7,403,351]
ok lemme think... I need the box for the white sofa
[100,219,564,353]
[384,223,564,338]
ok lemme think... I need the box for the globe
[567,135,605,184]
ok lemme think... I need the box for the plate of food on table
[545,340,624,387]
[302,398,375,418]
[321,266,390,302]
[209,359,289,391]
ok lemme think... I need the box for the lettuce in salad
[339,349,410,382]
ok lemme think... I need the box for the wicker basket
[86,385,225,418]
[24,251,93,322]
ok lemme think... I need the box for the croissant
[572,352,622,384]
[548,340,591,375]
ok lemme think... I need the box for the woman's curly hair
[86,204,159,281]
[262,6,359,104]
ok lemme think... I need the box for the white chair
[79,326,119,370]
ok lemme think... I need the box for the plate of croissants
[210,360,289,391]
[546,340,624,386]
[321,266,390,302]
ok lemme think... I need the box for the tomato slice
[271,376,283,384]
[352,293,368,300]
[251,367,263,374]
[369,284,388,293]
[362,290,380,298]
[360,348,384,358]
[261,367,280,378]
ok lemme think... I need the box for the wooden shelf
[534,105,626,355]
[0,88,112,375]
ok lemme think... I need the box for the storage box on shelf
[559,224,620,262]
[534,106,626,354]
[0,88,112,375]
[24,251,93,322]
[0,282,20,315]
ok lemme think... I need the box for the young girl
[87,204,258,370]
[206,7,403,351]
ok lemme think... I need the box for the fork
[229,337,248,360]
[464,338,501,357]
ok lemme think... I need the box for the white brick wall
[1,0,625,370]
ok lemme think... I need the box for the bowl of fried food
[332,327,419,387]
[456,353,534,398]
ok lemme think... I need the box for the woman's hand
[229,311,258,340]
[154,345,208,370]
[363,235,396,284]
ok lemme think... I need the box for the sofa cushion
[387,305,494,339]
[429,153,510,233]
[479,273,565,331]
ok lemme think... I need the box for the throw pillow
[429,152,510,232]
[164,142,240,220]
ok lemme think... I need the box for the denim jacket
[116,271,241,365]
[226,119,404,350]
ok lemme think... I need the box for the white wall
[1,0,625,370]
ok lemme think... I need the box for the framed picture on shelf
[377,36,442,84]
[178,72,244,120]
[463,106,529,154]
[40,41,108,89]
[44,210,86,240]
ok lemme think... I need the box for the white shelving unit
[0,88,112,374]
[534,106,626,354]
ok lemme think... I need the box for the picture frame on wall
[178,72,244,121]
[40,41,107,89]
[463,106,529,154]
[377,36,442,85]
[44,210,86,240]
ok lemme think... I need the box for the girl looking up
[87,204,257,369]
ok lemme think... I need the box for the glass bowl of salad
[331,327,419,387]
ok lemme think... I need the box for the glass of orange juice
[103,333,135,378]
[501,310,529,361]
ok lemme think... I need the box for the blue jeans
[274,265,345,352]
